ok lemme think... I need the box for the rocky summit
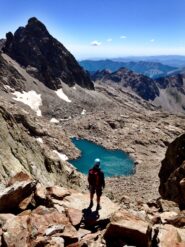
[3,17,94,90]
[0,17,185,246]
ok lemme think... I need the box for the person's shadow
[82,206,100,227]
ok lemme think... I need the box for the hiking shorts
[89,185,102,197]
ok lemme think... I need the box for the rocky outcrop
[159,134,185,208]
[0,39,5,51]
[0,98,85,189]
[3,17,94,90]
[95,67,160,100]
[0,53,26,91]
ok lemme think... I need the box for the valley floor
[61,108,185,209]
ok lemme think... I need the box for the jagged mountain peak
[26,17,49,35]
[3,17,94,90]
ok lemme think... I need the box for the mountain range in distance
[79,58,184,79]
[114,55,185,68]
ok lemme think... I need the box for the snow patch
[36,137,43,144]
[50,118,60,123]
[56,88,71,102]
[4,85,15,92]
[73,86,76,90]
[81,109,86,115]
[53,150,68,161]
[12,90,42,116]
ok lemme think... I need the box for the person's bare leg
[90,192,94,202]
[89,192,94,208]
[96,194,101,210]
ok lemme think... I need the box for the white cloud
[120,35,127,39]
[107,38,112,42]
[150,39,155,42]
[91,40,102,46]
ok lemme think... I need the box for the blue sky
[0,0,185,59]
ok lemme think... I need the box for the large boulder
[153,224,182,247]
[2,215,29,247]
[104,209,151,247]
[159,134,185,208]
[59,191,120,226]
[0,180,36,213]
[2,206,78,247]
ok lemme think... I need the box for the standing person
[88,158,105,210]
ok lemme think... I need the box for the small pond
[69,138,135,177]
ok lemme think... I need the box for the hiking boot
[96,204,101,210]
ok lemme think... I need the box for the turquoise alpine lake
[69,138,135,177]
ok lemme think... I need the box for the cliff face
[0,53,26,91]
[3,17,94,90]
[0,98,84,189]
[159,133,185,208]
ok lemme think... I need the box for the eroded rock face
[0,100,84,189]
[0,52,25,91]
[159,134,185,208]
[3,17,94,90]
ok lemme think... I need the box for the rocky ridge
[94,68,185,113]
[93,68,160,100]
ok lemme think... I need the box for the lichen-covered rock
[159,134,185,208]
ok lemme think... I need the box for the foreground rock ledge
[1,172,185,246]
